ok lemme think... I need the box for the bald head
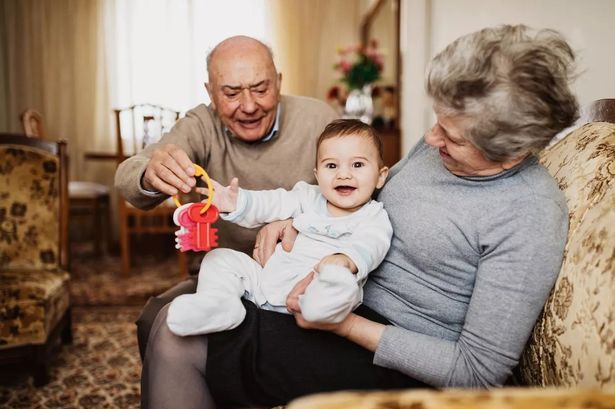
[207,36,276,79]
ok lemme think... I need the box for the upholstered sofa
[0,134,72,386]
[288,104,615,408]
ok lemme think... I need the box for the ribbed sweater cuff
[374,325,451,387]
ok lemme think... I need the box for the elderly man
[115,35,338,359]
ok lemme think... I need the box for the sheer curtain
[105,0,364,112]
[105,0,272,114]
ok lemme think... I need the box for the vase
[344,84,374,124]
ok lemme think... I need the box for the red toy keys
[174,203,219,252]
[172,164,220,252]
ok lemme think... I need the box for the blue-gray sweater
[364,139,568,387]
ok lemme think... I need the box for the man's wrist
[140,171,158,194]
[140,172,150,190]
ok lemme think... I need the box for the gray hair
[426,25,579,161]
[206,36,276,80]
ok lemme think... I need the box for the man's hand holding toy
[173,164,222,252]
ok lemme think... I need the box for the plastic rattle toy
[172,164,219,252]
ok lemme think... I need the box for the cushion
[0,270,70,349]
[518,122,615,386]
[287,388,615,409]
[0,145,61,271]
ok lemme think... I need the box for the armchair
[20,108,111,257]
[0,134,71,386]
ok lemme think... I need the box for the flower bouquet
[327,40,384,123]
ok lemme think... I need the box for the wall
[400,0,615,154]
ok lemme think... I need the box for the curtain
[105,0,272,114]
[270,0,363,101]
[0,0,111,183]
[0,4,8,130]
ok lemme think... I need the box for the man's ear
[205,82,216,109]
[277,72,282,89]
[376,166,389,189]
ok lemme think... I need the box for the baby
[167,119,392,336]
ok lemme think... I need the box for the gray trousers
[136,276,198,360]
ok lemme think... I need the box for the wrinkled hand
[293,311,357,337]
[314,254,357,274]
[253,219,298,266]
[286,271,315,314]
[196,177,239,213]
[286,271,357,335]
[142,144,196,195]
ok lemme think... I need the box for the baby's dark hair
[316,119,384,166]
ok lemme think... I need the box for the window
[106,0,272,114]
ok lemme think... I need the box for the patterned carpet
[0,307,142,409]
[70,242,193,306]
[0,245,197,408]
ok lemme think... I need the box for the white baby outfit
[167,181,392,336]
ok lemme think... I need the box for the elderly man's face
[206,45,281,142]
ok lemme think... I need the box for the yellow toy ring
[172,164,213,214]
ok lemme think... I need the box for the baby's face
[314,134,388,217]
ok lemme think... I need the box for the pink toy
[174,202,220,252]
[172,164,220,252]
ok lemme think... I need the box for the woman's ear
[501,153,529,170]
[376,166,389,189]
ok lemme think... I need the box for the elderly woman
[141,25,579,409]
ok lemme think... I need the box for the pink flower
[338,59,352,74]
[330,40,385,92]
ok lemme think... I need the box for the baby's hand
[196,177,239,213]
[314,254,358,274]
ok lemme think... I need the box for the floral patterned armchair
[0,134,71,386]
[287,100,615,408]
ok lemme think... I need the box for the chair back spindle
[113,104,185,276]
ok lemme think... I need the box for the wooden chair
[0,133,71,386]
[114,104,188,276]
[20,109,47,137]
[20,109,111,257]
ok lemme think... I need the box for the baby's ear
[377,166,389,189]
[313,168,319,182]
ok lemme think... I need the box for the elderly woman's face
[425,113,507,177]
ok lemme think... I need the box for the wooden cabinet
[376,126,401,167]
